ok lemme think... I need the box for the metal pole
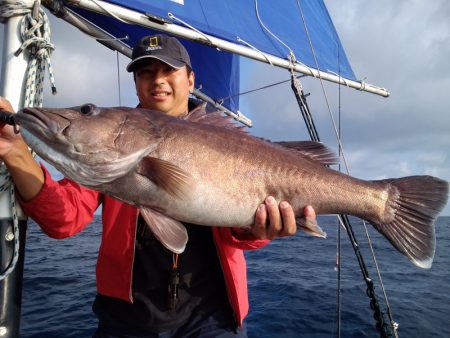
[42,5,253,126]
[0,1,32,336]
[65,0,390,97]
[0,7,29,111]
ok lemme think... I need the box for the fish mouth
[19,108,49,129]
[17,108,71,138]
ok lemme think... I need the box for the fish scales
[14,104,449,268]
[152,119,347,222]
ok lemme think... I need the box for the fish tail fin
[370,176,448,269]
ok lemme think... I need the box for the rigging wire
[116,51,122,106]
[250,5,363,337]
[171,8,400,336]
[231,0,402,336]
[218,74,307,104]
[294,1,399,337]
[336,39,342,338]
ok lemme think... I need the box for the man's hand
[232,197,316,241]
[250,196,316,240]
[0,96,23,159]
[0,96,45,201]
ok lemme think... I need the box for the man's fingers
[0,97,14,112]
[251,199,313,240]
[304,205,316,219]
[265,196,281,239]
[252,203,268,238]
[279,201,297,237]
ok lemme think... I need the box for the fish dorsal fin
[182,102,208,122]
[137,157,192,198]
[140,207,188,254]
[276,141,339,166]
[183,103,247,133]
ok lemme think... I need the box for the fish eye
[80,104,96,115]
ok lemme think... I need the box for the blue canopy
[69,0,355,111]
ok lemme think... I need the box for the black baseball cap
[126,34,191,72]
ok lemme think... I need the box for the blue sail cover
[69,0,355,111]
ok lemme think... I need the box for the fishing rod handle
[0,111,16,126]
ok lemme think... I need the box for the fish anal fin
[276,141,338,166]
[140,207,187,254]
[137,157,192,198]
[297,216,327,238]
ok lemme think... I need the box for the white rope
[89,0,131,24]
[0,0,55,280]
[253,0,316,78]
[236,36,273,66]
[254,0,292,56]
[167,12,219,51]
[19,0,57,105]
[326,70,351,88]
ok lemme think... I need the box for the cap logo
[149,36,158,47]
[127,35,191,72]
[146,36,163,51]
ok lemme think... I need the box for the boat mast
[0,3,29,109]
[0,1,33,337]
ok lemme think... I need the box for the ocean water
[19,216,450,338]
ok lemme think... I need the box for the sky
[0,0,449,214]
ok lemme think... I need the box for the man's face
[134,60,195,117]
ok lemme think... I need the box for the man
[0,34,315,337]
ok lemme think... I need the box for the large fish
[14,104,448,268]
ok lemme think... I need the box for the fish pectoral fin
[140,207,188,254]
[137,157,192,198]
[297,216,327,238]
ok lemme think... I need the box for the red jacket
[20,166,269,326]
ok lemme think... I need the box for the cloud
[1,3,448,215]
[0,15,137,108]
[41,20,137,107]
[239,0,450,213]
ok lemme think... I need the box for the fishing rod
[0,111,16,126]
[290,78,398,338]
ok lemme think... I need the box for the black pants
[92,307,248,338]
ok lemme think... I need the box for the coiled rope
[0,0,56,280]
